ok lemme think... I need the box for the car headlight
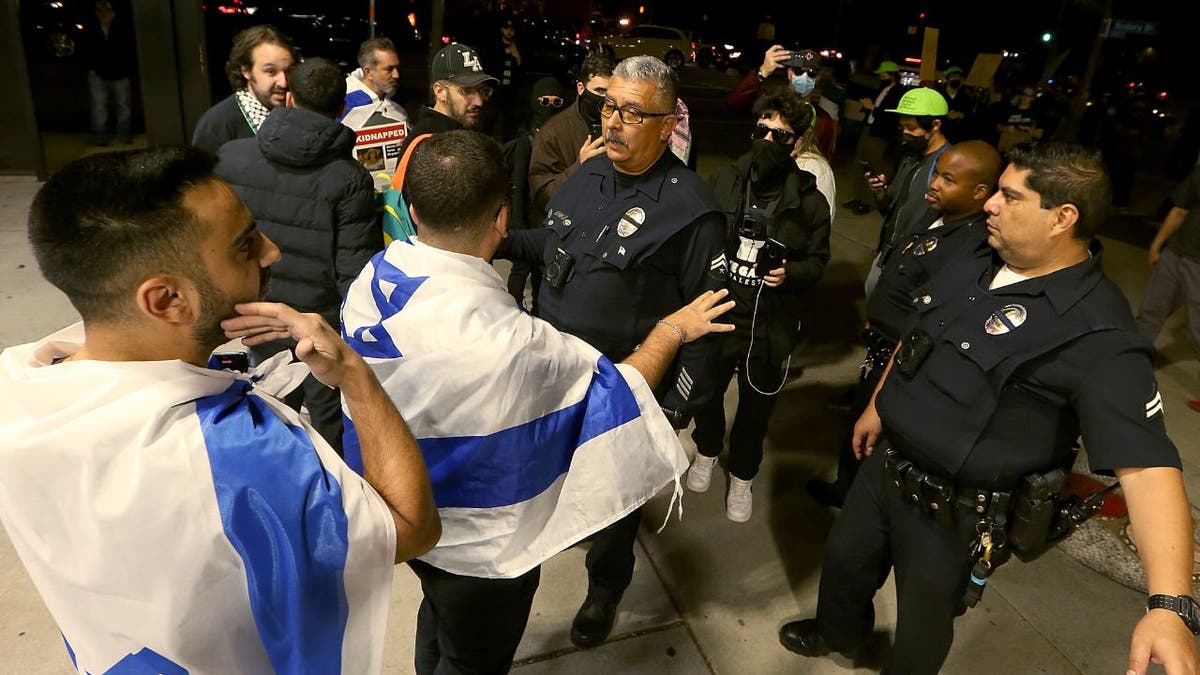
[723,43,735,50]
[729,51,742,59]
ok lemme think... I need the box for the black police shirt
[500,150,727,416]
[866,212,989,343]
[875,241,1180,490]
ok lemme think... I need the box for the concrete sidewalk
[1,151,1196,674]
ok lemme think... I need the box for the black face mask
[947,79,964,89]
[578,88,604,126]
[898,132,929,156]
[530,103,557,129]
[750,139,794,181]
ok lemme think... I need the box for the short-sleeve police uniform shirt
[875,241,1180,490]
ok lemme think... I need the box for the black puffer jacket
[216,106,382,326]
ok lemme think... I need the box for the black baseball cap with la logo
[431,43,500,87]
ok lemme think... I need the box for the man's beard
[191,268,270,352]
[452,97,483,128]
[251,82,287,109]
[376,79,398,98]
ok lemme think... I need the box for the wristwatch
[1146,594,1200,635]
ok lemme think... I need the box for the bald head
[926,140,1002,221]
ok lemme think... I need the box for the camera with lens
[894,329,933,378]
[543,247,575,289]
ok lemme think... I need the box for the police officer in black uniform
[780,143,1200,673]
[808,140,1002,507]
[500,55,727,649]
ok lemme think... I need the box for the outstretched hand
[664,289,736,342]
[1126,609,1199,675]
[220,302,363,388]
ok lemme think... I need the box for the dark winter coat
[216,106,382,326]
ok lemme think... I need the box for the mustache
[258,268,271,300]
[270,86,287,95]
[604,131,627,147]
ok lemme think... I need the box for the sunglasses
[751,123,798,146]
[537,95,564,108]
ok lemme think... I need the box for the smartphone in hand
[758,238,787,275]
[858,160,877,177]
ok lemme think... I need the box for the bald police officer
[501,55,726,649]
[808,140,1002,507]
[781,143,1200,674]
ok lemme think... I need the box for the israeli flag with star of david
[0,324,397,675]
[341,238,689,579]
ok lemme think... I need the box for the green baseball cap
[874,60,900,74]
[886,87,949,116]
[944,66,965,77]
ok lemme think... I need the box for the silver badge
[912,236,939,256]
[617,207,645,237]
[984,304,1028,335]
[618,246,627,256]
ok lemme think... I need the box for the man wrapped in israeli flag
[339,131,734,674]
[0,147,440,674]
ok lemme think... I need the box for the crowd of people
[3,16,1200,675]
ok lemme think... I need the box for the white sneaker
[685,455,718,492]
[726,477,753,522]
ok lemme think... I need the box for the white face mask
[790,73,816,97]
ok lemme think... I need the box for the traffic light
[1041,32,1053,43]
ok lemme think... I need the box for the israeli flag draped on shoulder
[0,324,396,675]
[341,238,689,579]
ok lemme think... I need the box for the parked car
[599,24,691,69]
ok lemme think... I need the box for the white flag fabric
[0,324,396,675]
[340,69,411,191]
[341,239,689,579]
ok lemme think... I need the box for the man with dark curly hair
[192,24,296,153]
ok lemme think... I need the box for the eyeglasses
[451,83,494,99]
[537,95,564,108]
[751,123,798,146]
[599,99,672,124]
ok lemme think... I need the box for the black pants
[249,340,344,456]
[816,449,978,674]
[583,508,642,602]
[690,332,785,480]
[410,559,541,675]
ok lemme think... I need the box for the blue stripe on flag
[338,91,374,122]
[343,413,364,475]
[342,251,428,360]
[196,381,351,674]
[102,648,188,675]
[424,357,641,509]
[62,634,76,669]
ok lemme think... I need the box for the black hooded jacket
[216,106,382,326]
[707,152,832,363]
